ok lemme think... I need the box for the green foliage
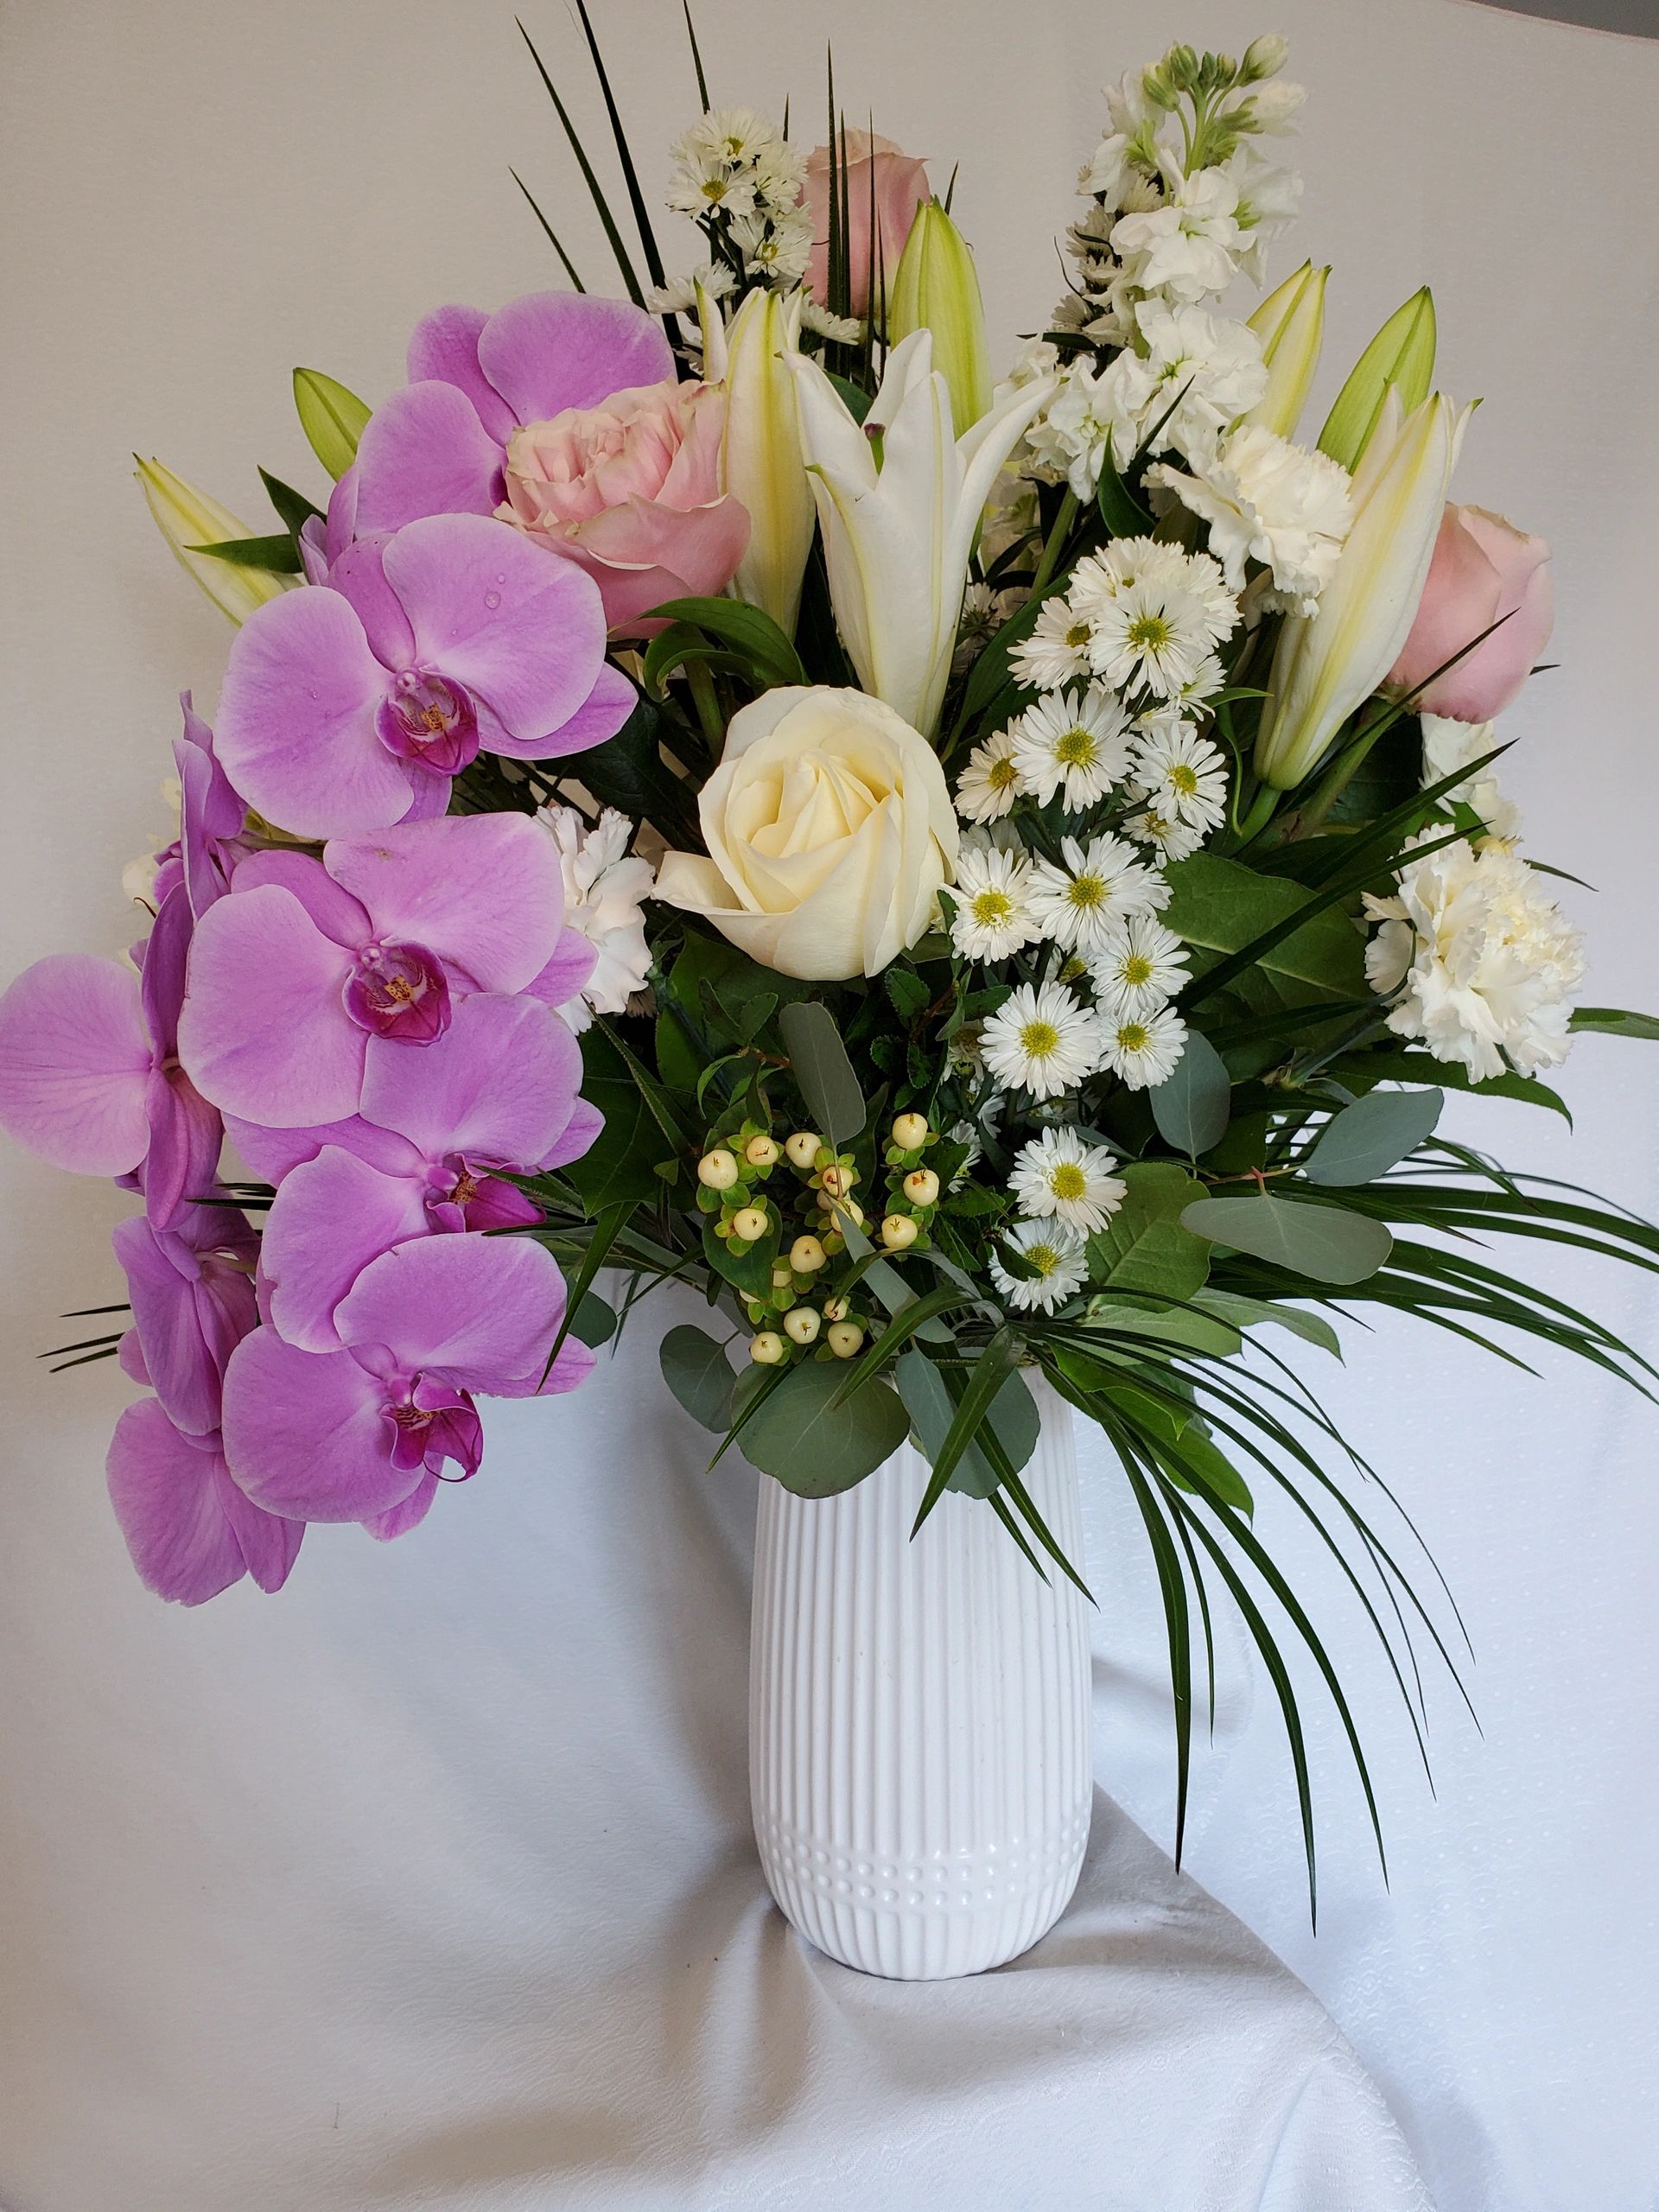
[1087,1163,1211,1299]
[1181,1193,1394,1284]
[1150,1029,1232,1156]
[739,1358,911,1495]
[659,1324,737,1431]
[1162,852,1368,1001]
[1302,1088,1443,1186]
[778,1001,866,1147]
[292,367,372,480]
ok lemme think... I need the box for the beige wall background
[3,4,1657,2209]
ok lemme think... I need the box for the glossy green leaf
[257,467,322,534]
[1302,1087,1443,1186]
[912,1326,1020,1530]
[659,1323,737,1431]
[1161,851,1369,1002]
[779,1000,866,1147]
[1569,1006,1659,1040]
[1191,1289,1343,1356]
[293,367,372,480]
[1150,1030,1232,1156]
[565,1027,673,1209]
[1181,1193,1394,1285]
[645,595,806,690]
[739,1358,910,1496]
[1080,1299,1242,1358]
[1087,1163,1211,1300]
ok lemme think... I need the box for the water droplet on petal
[483,590,500,609]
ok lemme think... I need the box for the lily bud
[701,283,816,637]
[293,367,372,481]
[1256,390,1471,791]
[134,458,292,626]
[887,201,993,434]
[1318,287,1437,474]
[1245,262,1327,439]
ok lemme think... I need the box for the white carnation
[1363,836,1584,1081]
[1420,716,1522,844]
[538,804,656,1031]
[1148,425,1351,614]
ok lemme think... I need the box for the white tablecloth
[0,1293,1428,2212]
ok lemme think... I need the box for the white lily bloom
[1255,389,1471,790]
[787,333,1056,735]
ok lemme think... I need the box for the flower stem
[684,661,726,755]
[1031,490,1079,598]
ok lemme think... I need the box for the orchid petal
[0,955,153,1175]
[178,884,365,1126]
[361,1473,439,1542]
[521,927,598,1011]
[353,380,504,536]
[107,1401,296,1605]
[539,1096,604,1173]
[211,1456,305,1592]
[215,583,415,840]
[221,1326,423,1523]
[334,1231,570,1395]
[358,990,581,1166]
[224,1111,419,1184]
[379,512,610,748]
[227,849,371,950]
[263,1147,432,1353]
[322,813,563,993]
[475,292,674,423]
[406,303,518,444]
[139,1066,223,1233]
[325,535,417,668]
[487,659,637,763]
[113,1209,257,1435]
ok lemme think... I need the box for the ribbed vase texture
[748,1392,1092,1979]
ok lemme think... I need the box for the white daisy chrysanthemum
[1007,594,1096,693]
[645,263,735,316]
[728,204,814,285]
[1088,912,1189,1018]
[1026,831,1171,952]
[955,725,1023,823]
[1009,1127,1126,1234]
[981,980,1103,1101]
[1122,801,1207,864]
[989,1219,1090,1313]
[800,298,865,345]
[949,841,1041,961]
[1008,686,1133,811]
[665,143,760,221]
[1098,1004,1189,1090]
[1084,576,1224,701]
[1129,720,1230,835]
[1069,539,1237,646]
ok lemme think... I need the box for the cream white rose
[654,685,958,980]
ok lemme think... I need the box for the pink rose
[804,130,931,318]
[1388,504,1554,723]
[499,380,750,637]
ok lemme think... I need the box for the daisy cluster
[944,536,1243,1311]
[655,105,812,314]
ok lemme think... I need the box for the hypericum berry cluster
[876,1110,941,1253]
[695,1122,874,1369]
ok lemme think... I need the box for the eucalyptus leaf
[569,1292,617,1350]
[1150,1030,1232,1156]
[894,1348,1038,1500]
[659,1324,737,1431]
[863,1255,954,1344]
[779,1001,866,1147]
[1302,1088,1443,1187]
[739,1359,910,1496]
[1181,1194,1394,1286]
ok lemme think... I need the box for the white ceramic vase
[748,1389,1092,1980]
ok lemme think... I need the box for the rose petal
[178,884,366,1127]
[0,955,153,1175]
[322,813,563,993]
[475,292,675,424]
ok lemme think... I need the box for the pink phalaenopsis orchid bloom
[220,1232,593,1535]
[107,1395,302,1607]
[0,884,220,1230]
[114,1198,259,1436]
[252,991,597,1353]
[214,512,633,839]
[176,811,589,1128]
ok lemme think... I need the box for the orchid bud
[134,458,293,626]
[702,283,816,636]
[887,201,992,434]
[1319,288,1437,474]
[1245,262,1327,440]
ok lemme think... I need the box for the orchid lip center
[375,671,480,777]
[341,939,453,1045]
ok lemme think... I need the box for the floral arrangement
[5,16,1656,1888]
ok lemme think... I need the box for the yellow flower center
[1117,1022,1149,1052]
[1050,1162,1088,1201]
[1065,620,1091,650]
[1020,1019,1061,1058]
[701,177,729,203]
[970,888,1014,927]
[1027,1243,1062,1277]
[1168,763,1200,797]
[987,755,1018,791]
[1065,871,1107,911]
[1128,614,1173,652]
[1120,953,1154,987]
[1055,727,1097,768]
